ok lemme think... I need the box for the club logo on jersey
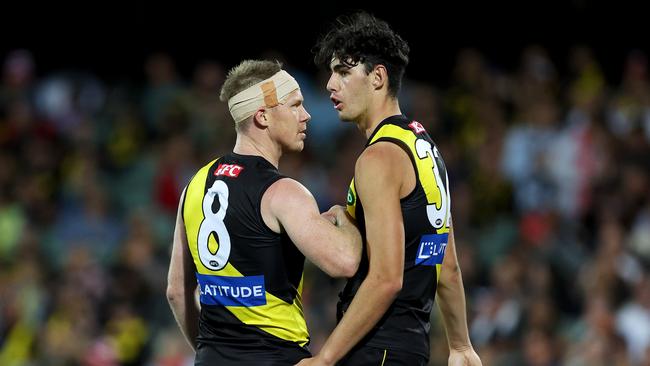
[196,273,266,307]
[347,186,356,206]
[214,164,244,178]
[415,233,448,266]
[408,121,426,134]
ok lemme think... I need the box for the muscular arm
[307,142,407,364]
[437,224,482,365]
[262,178,362,278]
[166,188,200,351]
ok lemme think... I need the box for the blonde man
[167,60,361,365]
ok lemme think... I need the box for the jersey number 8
[197,180,231,271]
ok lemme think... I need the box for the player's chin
[289,141,305,152]
[338,111,355,122]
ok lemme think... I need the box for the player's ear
[372,64,388,91]
[253,108,270,128]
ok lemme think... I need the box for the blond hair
[220,60,283,102]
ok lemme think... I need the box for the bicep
[355,144,406,278]
[169,188,196,288]
[267,179,339,262]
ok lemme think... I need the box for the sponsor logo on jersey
[214,164,244,178]
[196,273,266,306]
[408,121,426,134]
[415,233,448,266]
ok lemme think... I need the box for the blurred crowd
[0,45,649,366]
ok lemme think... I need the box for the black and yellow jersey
[182,153,309,352]
[341,115,451,358]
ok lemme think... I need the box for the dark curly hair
[314,12,410,98]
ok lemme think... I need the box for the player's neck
[233,133,281,168]
[360,97,402,139]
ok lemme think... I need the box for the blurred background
[1,1,650,365]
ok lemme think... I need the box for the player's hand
[321,210,337,225]
[295,355,334,366]
[448,347,482,366]
[323,205,353,226]
[322,205,344,225]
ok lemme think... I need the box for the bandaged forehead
[227,70,300,124]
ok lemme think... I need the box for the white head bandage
[227,70,300,124]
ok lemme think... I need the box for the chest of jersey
[346,118,451,274]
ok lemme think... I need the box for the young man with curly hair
[297,13,482,366]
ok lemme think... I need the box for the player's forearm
[437,263,472,350]
[311,228,359,278]
[336,221,362,272]
[319,275,401,363]
[318,218,361,277]
[168,289,200,351]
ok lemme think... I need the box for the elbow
[329,254,359,278]
[318,250,360,278]
[370,275,402,298]
[339,255,360,278]
[166,285,182,305]
[383,278,402,297]
[440,263,463,286]
[338,265,356,279]
[337,242,362,278]
[324,262,353,278]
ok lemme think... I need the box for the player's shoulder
[357,141,410,173]
[263,177,313,207]
[355,142,411,193]
[189,157,222,181]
